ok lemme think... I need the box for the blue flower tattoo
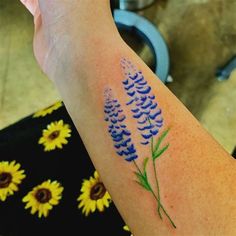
[121,58,163,145]
[104,88,138,162]
[104,59,176,229]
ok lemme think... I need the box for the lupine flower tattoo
[104,59,176,228]
[104,88,138,162]
[121,59,163,145]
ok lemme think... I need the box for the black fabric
[232,147,236,159]
[0,102,128,236]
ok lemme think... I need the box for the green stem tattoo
[133,138,176,229]
[151,136,162,219]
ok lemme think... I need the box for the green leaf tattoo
[153,128,170,157]
[134,171,151,191]
[154,144,169,160]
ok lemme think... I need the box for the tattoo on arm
[104,58,176,229]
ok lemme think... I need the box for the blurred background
[0,0,236,153]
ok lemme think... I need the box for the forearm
[38,2,236,235]
[52,37,236,235]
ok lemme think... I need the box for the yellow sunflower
[77,171,112,216]
[123,225,133,236]
[38,120,71,151]
[22,180,63,218]
[33,101,63,118]
[0,160,26,201]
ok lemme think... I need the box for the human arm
[20,1,236,235]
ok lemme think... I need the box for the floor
[0,0,236,153]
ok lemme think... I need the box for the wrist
[43,4,121,85]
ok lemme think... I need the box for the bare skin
[20,1,236,235]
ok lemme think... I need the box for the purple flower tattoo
[104,88,138,162]
[121,59,164,145]
[103,59,176,229]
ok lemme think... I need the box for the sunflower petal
[96,199,104,212]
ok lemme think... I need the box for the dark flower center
[48,130,60,140]
[90,182,106,200]
[35,188,52,203]
[0,172,12,188]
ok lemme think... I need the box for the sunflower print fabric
[38,120,71,151]
[33,101,63,118]
[0,101,132,236]
[23,180,64,218]
[0,161,26,201]
[77,171,112,216]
